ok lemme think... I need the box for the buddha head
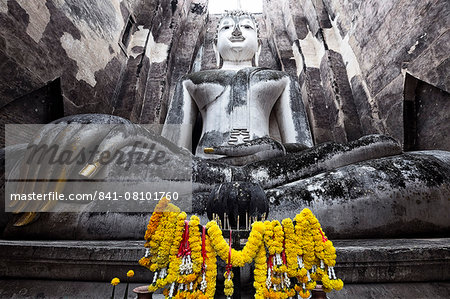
[214,10,261,67]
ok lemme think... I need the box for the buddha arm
[161,78,198,151]
[274,77,314,148]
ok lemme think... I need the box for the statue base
[0,238,449,297]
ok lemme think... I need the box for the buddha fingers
[36,124,116,212]
[13,123,65,203]
[12,124,69,214]
[204,137,285,157]
[217,149,286,166]
[13,124,82,225]
[79,124,168,178]
[12,124,113,225]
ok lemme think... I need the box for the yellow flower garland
[204,233,217,298]
[167,212,187,283]
[188,215,203,274]
[140,198,170,270]
[156,211,180,269]
[149,211,186,293]
[297,209,315,271]
[282,218,299,277]
[224,271,234,297]
[206,221,265,267]
[253,243,267,299]
[324,239,337,267]
[139,205,343,298]
[144,198,169,243]
[148,203,180,271]
[272,220,284,256]
[263,221,274,253]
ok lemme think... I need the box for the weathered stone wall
[0,0,138,116]
[321,0,449,147]
[0,0,201,124]
[259,0,449,147]
[0,0,448,150]
[267,0,366,145]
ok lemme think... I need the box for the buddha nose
[232,25,242,36]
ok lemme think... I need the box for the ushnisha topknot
[215,10,260,39]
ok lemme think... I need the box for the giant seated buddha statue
[3,11,449,240]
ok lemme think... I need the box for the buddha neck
[221,60,253,71]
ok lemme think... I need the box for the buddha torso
[182,67,289,157]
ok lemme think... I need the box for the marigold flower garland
[147,203,180,273]
[171,216,201,298]
[206,221,265,268]
[188,216,203,274]
[156,211,180,270]
[253,242,267,299]
[149,212,187,294]
[204,232,217,298]
[282,218,299,277]
[262,220,295,299]
[140,198,170,269]
[139,203,343,299]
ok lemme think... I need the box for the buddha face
[216,15,259,62]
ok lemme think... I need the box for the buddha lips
[140,201,344,298]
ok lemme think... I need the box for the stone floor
[1,238,449,298]
[0,279,449,298]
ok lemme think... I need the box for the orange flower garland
[161,212,187,295]
[253,242,267,299]
[140,198,170,269]
[144,197,169,243]
[204,233,217,298]
[139,204,343,299]
[206,221,265,267]
[188,216,203,274]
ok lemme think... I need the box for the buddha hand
[204,137,286,166]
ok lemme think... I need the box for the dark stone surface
[0,238,448,283]
[265,1,298,77]
[3,212,149,240]
[318,51,347,143]
[326,50,363,141]
[321,0,449,145]
[374,74,404,144]
[408,30,450,94]
[297,0,321,36]
[0,280,153,299]
[267,150,450,239]
[5,136,448,240]
[206,181,269,228]
[335,238,450,283]
[0,0,134,114]
[304,67,337,144]
[414,80,450,151]
[404,74,450,151]
[350,75,384,136]
[0,78,64,147]
[156,0,208,125]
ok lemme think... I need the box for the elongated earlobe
[254,42,262,67]
[213,42,221,68]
